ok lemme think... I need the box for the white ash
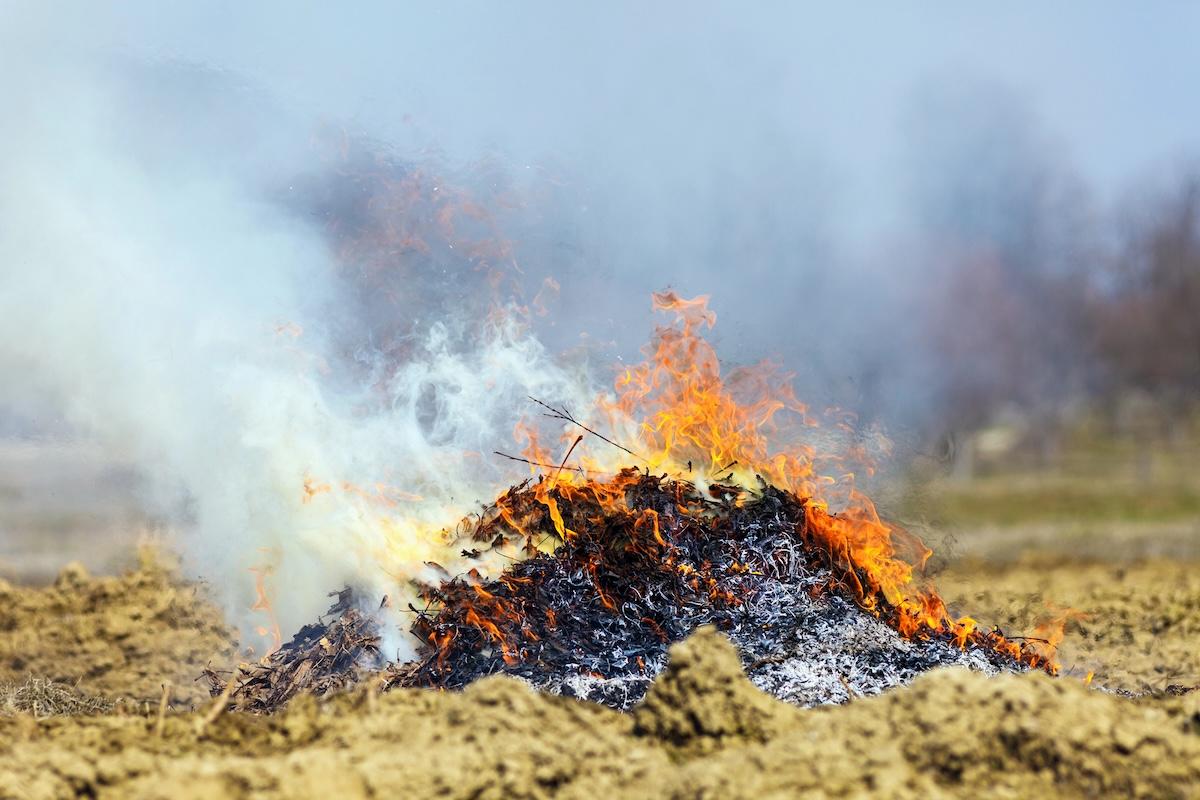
[526,569,1016,712]
[732,578,1006,707]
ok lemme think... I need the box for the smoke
[0,35,602,654]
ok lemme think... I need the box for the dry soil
[1,551,1199,798]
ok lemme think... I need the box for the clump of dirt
[0,548,236,708]
[2,623,1200,799]
[633,626,787,751]
[940,556,1200,693]
[757,665,1200,798]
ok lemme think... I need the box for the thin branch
[551,435,585,488]
[195,676,237,737]
[492,451,590,474]
[527,396,648,463]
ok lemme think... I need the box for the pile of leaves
[409,469,820,689]
[211,468,1035,712]
[205,589,397,713]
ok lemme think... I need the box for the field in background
[0,440,151,584]
[883,412,1200,565]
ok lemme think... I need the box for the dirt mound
[941,556,1200,693]
[641,630,1200,798]
[633,626,787,749]
[2,555,1200,798]
[2,623,1200,798]
[0,549,236,709]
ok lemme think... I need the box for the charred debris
[208,468,1044,714]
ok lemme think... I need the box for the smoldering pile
[209,468,1038,713]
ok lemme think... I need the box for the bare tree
[901,79,1097,475]
[1095,166,1200,444]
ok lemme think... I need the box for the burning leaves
[408,470,803,694]
[206,589,394,714]
[403,469,1051,707]
[213,469,1057,714]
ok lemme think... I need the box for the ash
[529,571,1009,711]
[733,578,1004,706]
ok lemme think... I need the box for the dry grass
[0,676,115,717]
[872,418,1200,567]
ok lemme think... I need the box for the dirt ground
[2,547,1200,799]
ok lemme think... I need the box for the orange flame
[497,292,1070,672]
[302,473,332,504]
[595,293,956,631]
[249,562,282,657]
[1025,608,1089,674]
[600,292,814,483]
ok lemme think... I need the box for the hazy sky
[9,1,1197,245]
[4,1,1200,414]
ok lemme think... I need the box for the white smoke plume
[0,45,596,656]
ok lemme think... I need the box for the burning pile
[209,292,1065,713]
[403,468,1039,710]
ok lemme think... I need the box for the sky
[9,1,1196,244]
[4,1,1199,404]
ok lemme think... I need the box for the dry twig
[195,675,236,737]
[155,682,170,738]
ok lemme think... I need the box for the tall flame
[507,291,1063,671]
